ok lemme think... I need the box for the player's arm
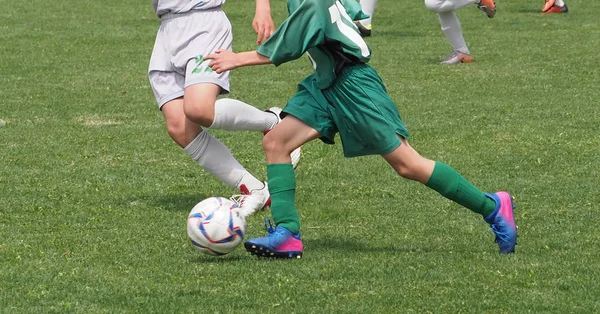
[207,1,324,73]
[252,0,274,45]
[255,1,325,66]
[205,49,272,74]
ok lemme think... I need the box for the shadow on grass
[153,194,211,212]
[371,30,421,38]
[189,254,245,263]
[305,237,412,254]
[514,8,542,13]
[121,193,212,212]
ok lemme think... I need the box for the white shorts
[148,7,232,109]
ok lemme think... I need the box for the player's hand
[252,10,274,45]
[205,49,238,74]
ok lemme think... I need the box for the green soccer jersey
[257,0,372,89]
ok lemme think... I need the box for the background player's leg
[425,0,477,64]
[438,11,470,55]
[425,0,478,13]
[359,0,379,26]
[162,98,265,192]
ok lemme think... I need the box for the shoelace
[491,223,512,244]
[263,218,275,234]
[443,51,460,61]
[229,195,245,208]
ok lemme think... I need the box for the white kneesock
[184,130,264,191]
[554,0,565,7]
[209,98,278,132]
[359,0,379,25]
[438,11,469,54]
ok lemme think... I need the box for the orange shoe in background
[543,0,568,13]
[477,0,496,18]
[440,51,474,64]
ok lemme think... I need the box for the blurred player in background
[542,0,568,13]
[353,0,497,64]
[425,0,497,64]
[354,0,379,37]
[206,0,518,258]
[148,0,299,215]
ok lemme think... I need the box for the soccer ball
[186,197,246,256]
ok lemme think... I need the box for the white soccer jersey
[152,0,226,17]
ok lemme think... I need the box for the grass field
[1,0,599,312]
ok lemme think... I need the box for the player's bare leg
[161,87,269,215]
[245,116,320,258]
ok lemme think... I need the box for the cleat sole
[244,242,303,259]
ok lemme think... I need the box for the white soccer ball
[186,197,246,256]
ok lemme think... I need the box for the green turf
[1,0,599,312]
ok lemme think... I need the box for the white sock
[438,11,469,54]
[359,0,379,25]
[554,0,565,6]
[184,130,264,191]
[209,98,278,132]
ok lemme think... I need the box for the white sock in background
[184,130,264,191]
[359,0,379,26]
[438,11,470,54]
[554,0,565,7]
[209,98,278,132]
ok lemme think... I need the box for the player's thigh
[325,65,409,157]
[424,0,452,12]
[265,115,321,152]
[282,84,338,146]
[183,83,221,114]
[179,9,232,95]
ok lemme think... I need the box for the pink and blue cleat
[244,219,303,259]
[484,192,518,254]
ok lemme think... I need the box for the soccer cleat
[484,192,518,254]
[244,219,303,259]
[264,107,302,169]
[233,182,271,217]
[477,0,496,18]
[440,50,474,64]
[542,0,555,12]
[542,0,568,13]
[353,21,372,37]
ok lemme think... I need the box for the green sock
[425,162,496,217]
[267,164,300,234]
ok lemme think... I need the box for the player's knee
[395,164,421,181]
[262,133,288,159]
[424,0,445,12]
[183,102,214,128]
[165,118,186,144]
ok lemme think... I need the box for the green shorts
[283,63,409,158]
